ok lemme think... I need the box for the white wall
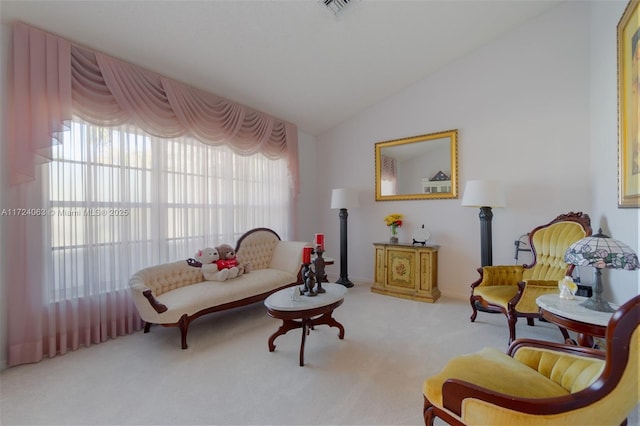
[295,130,320,242]
[589,0,640,304]
[399,148,450,195]
[315,1,603,300]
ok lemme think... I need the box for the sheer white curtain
[33,118,291,356]
[7,23,299,365]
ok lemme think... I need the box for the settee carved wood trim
[143,289,168,313]
[132,227,305,350]
[158,283,303,349]
[234,227,280,252]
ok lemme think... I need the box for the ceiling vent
[321,0,357,17]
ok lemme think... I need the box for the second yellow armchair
[470,212,592,343]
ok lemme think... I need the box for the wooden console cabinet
[371,243,440,303]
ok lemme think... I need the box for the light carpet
[1,283,638,425]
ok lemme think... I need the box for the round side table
[536,294,615,348]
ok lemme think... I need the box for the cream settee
[129,228,307,349]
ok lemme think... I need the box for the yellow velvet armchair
[470,212,592,343]
[423,294,639,426]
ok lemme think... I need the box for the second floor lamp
[331,188,359,288]
[461,180,506,267]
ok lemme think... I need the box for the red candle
[303,247,312,264]
[315,233,324,250]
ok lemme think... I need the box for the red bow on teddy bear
[215,244,250,277]
[215,244,239,270]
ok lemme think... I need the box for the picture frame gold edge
[617,0,640,208]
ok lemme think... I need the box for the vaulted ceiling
[1,0,563,136]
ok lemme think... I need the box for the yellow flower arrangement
[384,213,403,227]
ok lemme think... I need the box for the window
[46,119,291,302]
[381,155,398,196]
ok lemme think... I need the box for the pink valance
[8,22,299,189]
[8,22,72,184]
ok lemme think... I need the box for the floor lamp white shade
[331,188,358,287]
[331,188,359,209]
[461,180,506,208]
[461,180,505,267]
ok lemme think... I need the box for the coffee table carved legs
[268,312,345,366]
[268,319,299,352]
[265,284,347,366]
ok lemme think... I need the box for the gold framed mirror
[375,129,458,201]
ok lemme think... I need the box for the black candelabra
[300,247,327,297]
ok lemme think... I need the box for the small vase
[389,225,399,244]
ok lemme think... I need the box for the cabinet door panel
[386,248,415,289]
[374,246,385,285]
[419,250,437,292]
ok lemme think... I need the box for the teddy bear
[190,247,230,281]
[215,243,250,278]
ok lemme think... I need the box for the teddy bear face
[195,247,220,264]
[216,244,236,260]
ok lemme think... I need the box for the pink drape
[10,22,299,189]
[6,22,300,366]
[7,22,72,185]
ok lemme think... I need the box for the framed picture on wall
[618,0,639,208]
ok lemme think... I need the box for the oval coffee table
[264,282,347,366]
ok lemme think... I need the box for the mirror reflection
[375,129,458,201]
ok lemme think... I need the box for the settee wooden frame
[135,228,303,349]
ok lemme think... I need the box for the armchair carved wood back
[523,212,592,281]
[426,295,640,426]
[470,211,592,344]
